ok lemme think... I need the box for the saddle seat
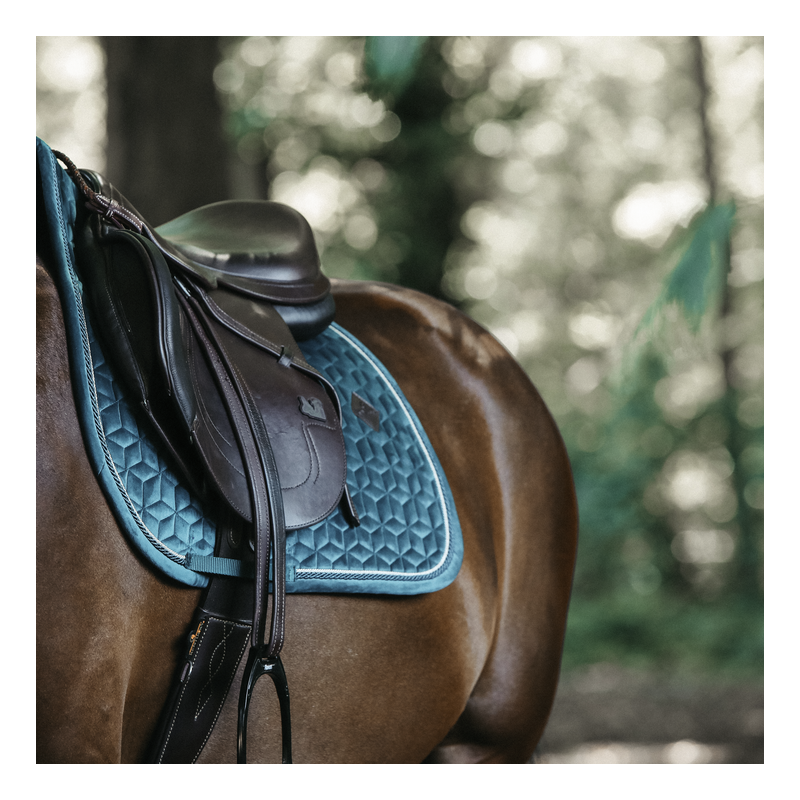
[157,201,336,342]
[83,170,336,341]
[156,201,328,302]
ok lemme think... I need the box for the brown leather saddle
[56,151,358,763]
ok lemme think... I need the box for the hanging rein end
[237,649,292,764]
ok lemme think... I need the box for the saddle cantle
[56,150,359,763]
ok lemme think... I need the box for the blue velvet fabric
[37,138,463,595]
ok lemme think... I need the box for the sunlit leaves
[654,202,736,330]
[618,202,736,393]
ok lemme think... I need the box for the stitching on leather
[229,357,287,655]
[204,293,321,377]
[193,621,250,762]
[186,323,240,451]
[224,356,273,647]
[306,426,322,486]
[186,331,247,479]
[152,615,248,762]
[182,309,252,520]
[206,295,281,355]
[283,422,347,528]
[195,620,235,720]
[155,613,215,762]
[277,423,315,490]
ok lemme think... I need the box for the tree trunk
[383,39,461,300]
[102,37,229,226]
[691,36,760,597]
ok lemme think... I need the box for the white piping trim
[295,323,452,580]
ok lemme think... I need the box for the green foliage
[616,203,736,398]
[562,591,763,678]
[363,37,428,101]
[629,203,736,350]
[567,352,676,594]
[662,203,735,328]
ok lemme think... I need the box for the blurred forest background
[36,36,763,762]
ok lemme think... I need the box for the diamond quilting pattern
[295,325,454,582]
[87,317,458,589]
[89,326,217,559]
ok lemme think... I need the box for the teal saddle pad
[37,137,463,594]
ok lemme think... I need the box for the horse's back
[36,266,577,763]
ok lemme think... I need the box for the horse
[36,249,578,763]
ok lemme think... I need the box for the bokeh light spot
[612,181,706,245]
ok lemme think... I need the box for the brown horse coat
[36,261,578,763]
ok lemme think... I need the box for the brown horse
[36,256,578,763]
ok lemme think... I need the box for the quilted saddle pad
[38,137,463,595]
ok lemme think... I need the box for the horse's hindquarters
[331,280,579,763]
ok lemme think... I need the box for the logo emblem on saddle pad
[298,396,327,421]
[351,392,380,432]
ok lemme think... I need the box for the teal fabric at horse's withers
[36,138,463,595]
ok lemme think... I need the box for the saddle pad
[37,138,463,595]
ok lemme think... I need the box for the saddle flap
[73,169,348,532]
[182,292,347,530]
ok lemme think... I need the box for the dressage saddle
[56,151,358,763]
